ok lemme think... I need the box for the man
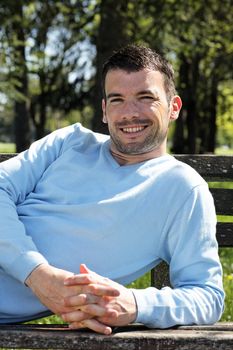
[0,44,224,335]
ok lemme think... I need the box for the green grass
[219,248,233,322]
[0,142,15,153]
[215,147,233,156]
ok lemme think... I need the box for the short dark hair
[102,44,176,102]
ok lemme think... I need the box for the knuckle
[79,294,87,304]
[89,284,98,294]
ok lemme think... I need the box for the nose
[121,100,140,119]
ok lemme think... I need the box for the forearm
[131,284,224,328]
[0,190,47,282]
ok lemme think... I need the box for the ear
[169,95,182,121]
[102,99,107,123]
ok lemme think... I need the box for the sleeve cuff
[130,287,158,327]
[6,251,49,283]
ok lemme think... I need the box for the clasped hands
[25,263,137,335]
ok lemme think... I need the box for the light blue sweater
[0,123,224,326]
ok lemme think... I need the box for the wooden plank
[210,188,233,215]
[216,222,233,246]
[0,323,233,350]
[175,155,233,180]
[151,260,170,289]
[0,153,16,162]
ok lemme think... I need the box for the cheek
[106,106,121,121]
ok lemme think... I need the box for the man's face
[102,68,181,160]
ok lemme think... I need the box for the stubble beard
[109,126,168,155]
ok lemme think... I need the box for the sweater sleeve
[131,184,225,328]
[0,124,81,283]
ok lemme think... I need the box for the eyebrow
[106,93,123,100]
[106,90,159,100]
[137,89,159,97]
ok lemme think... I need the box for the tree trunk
[12,2,31,152]
[173,53,200,154]
[172,54,188,153]
[91,0,131,134]
[207,76,218,153]
[14,100,30,152]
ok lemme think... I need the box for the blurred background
[0,0,232,153]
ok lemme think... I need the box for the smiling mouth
[121,126,147,133]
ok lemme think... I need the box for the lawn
[0,143,15,153]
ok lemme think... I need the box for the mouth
[121,126,147,133]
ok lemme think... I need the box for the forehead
[104,68,165,94]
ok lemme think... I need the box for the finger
[64,274,95,286]
[80,263,91,274]
[80,264,112,284]
[69,318,112,335]
[84,283,120,297]
[64,293,100,307]
[62,303,116,321]
[80,304,118,318]
[66,283,120,297]
[61,309,92,323]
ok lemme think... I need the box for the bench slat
[0,323,232,350]
[175,155,233,180]
[216,222,233,246]
[0,153,16,162]
[210,188,233,215]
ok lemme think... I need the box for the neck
[110,145,167,166]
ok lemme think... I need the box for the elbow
[202,288,225,325]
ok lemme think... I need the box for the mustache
[115,119,151,128]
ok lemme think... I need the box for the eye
[109,97,124,105]
[139,95,156,102]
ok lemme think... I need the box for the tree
[0,0,232,153]
[0,0,97,149]
[91,0,134,134]
[0,0,31,152]
[166,0,233,153]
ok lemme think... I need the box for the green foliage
[0,0,232,151]
[219,248,233,322]
[217,81,233,149]
[0,143,15,153]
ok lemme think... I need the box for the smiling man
[102,68,181,162]
[0,44,224,335]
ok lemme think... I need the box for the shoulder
[166,155,207,189]
[41,123,110,153]
[145,155,209,206]
[166,157,213,212]
[50,123,109,144]
[146,155,206,189]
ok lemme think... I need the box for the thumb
[80,263,92,274]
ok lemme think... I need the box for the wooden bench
[0,153,233,350]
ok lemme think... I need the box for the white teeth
[122,126,145,133]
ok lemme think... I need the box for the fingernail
[104,327,112,335]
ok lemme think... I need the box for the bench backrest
[0,153,232,288]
